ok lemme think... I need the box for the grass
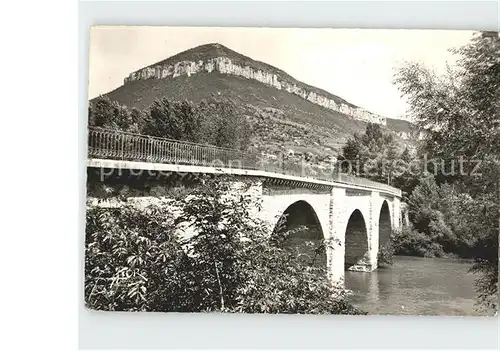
[104,73,373,134]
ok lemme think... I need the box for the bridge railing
[87,127,402,196]
[88,127,260,168]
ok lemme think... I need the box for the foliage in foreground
[85,179,363,314]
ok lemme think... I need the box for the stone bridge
[86,127,406,285]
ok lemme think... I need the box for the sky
[88,27,475,119]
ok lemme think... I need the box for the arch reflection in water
[344,209,369,271]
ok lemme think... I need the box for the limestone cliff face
[124,56,386,125]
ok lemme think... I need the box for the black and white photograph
[84,26,499,316]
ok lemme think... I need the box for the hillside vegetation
[97,72,414,160]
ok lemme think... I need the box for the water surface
[345,255,486,316]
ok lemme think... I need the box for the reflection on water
[345,255,486,316]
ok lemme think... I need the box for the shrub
[85,178,363,314]
[392,225,441,258]
[377,239,395,267]
[84,199,193,312]
[406,175,492,259]
[470,258,499,314]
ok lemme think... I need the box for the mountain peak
[122,43,390,126]
[96,41,413,146]
[144,42,241,70]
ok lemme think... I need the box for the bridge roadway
[86,127,405,285]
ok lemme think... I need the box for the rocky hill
[122,43,387,124]
[94,43,415,159]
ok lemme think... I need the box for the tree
[195,96,251,150]
[394,31,499,312]
[392,146,420,197]
[340,123,408,186]
[405,175,482,257]
[143,98,199,141]
[394,32,499,168]
[88,96,140,132]
[89,95,253,151]
[85,177,363,314]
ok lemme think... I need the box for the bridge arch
[272,200,327,268]
[344,209,369,270]
[379,200,392,250]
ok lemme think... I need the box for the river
[345,255,486,316]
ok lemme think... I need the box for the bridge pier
[368,191,382,271]
[328,188,347,285]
